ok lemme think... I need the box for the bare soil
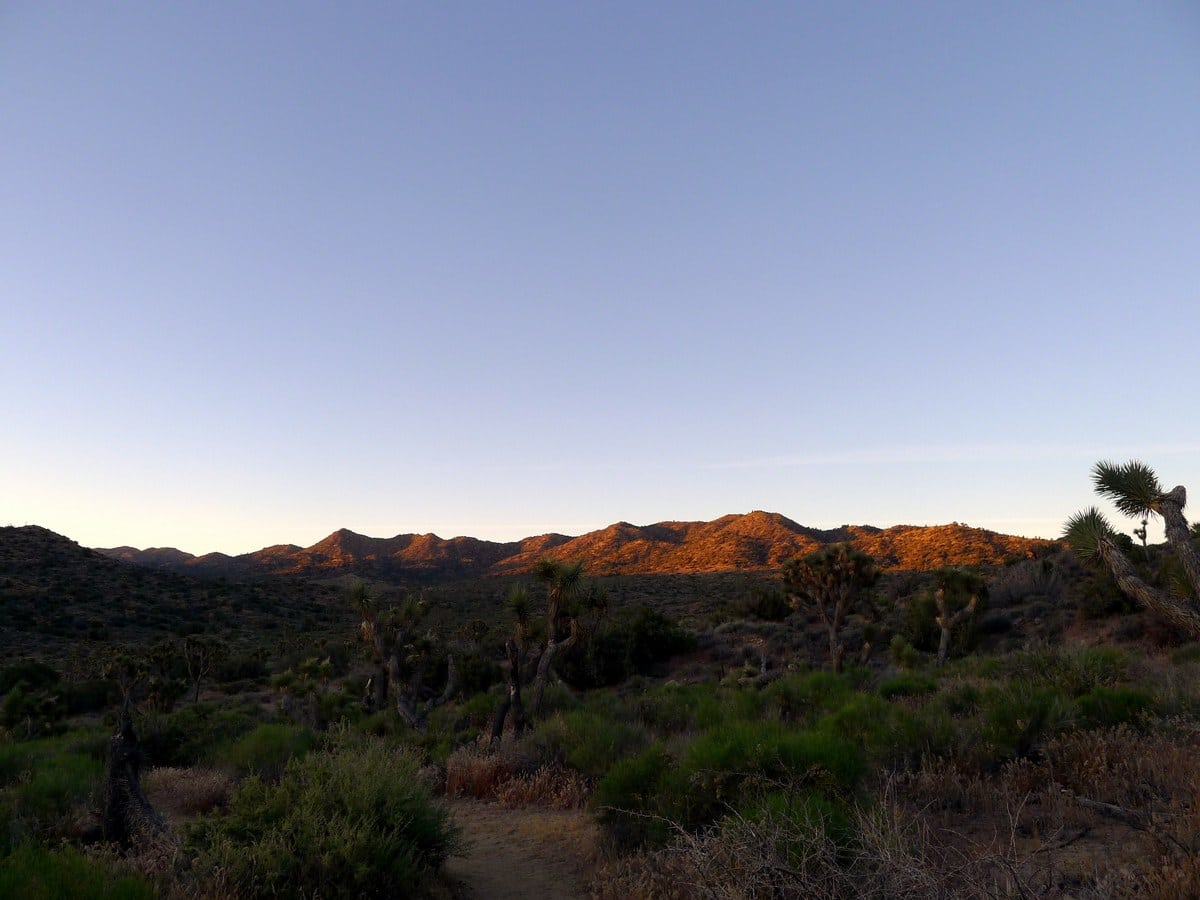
[443,799,600,900]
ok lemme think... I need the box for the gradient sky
[3,3,1198,555]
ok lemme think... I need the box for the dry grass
[444,747,531,801]
[496,765,591,810]
[445,746,589,809]
[143,766,234,820]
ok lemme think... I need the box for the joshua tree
[354,582,457,730]
[930,568,986,665]
[1064,460,1200,639]
[182,634,229,703]
[783,543,878,673]
[487,559,584,747]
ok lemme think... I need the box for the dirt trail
[443,799,599,900]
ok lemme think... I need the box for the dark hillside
[0,526,350,658]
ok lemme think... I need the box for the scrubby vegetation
[3,509,1200,897]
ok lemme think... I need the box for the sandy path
[443,799,599,900]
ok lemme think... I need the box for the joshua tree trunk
[1159,486,1200,597]
[1098,537,1200,639]
[935,589,979,666]
[527,619,580,717]
[371,663,388,710]
[488,640,525,748]
[396,657,460,734]
[103,709,164,848]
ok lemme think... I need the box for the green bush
[888,635,922,670]
[815,693,956,769]
[209,723,316,780]
[979,683,1073,759]
[878,674,937,699]
[1075,685,1155,729]
[563,605,695,688]
[734,788,854,855]
[188,736,459,899]
[634,683,724,733]
[762,671,859,723]
[681,721,863,820]
[138,701,261,767]
[592,743,685,849]
[531,710,648,777]
[0,844,156,899]
[16,752,101,823]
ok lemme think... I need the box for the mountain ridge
[95,511,1054,580]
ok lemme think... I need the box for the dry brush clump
[496,765,590,810]
[444,746,532,800]
[444,746,590,808]
[588,793,1040,900]
[143,766,233,819]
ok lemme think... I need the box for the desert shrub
[817,695,953,769]
[452,652,502,698]
[0,844,156,899]
[735,788,855,856]
[209,722,316,780]
[634,683,724,733]
[531,710,649,777]
[1,683,66,737]
[1074,568,1139,619]
[593,743,686,848]
[63,679,111,716]
[15,752,100,824]
[978,683,1073,760]
[933,681,981,719]
[138,701,261,768]
[1075,685,1155,729]
[564,606,695,688]
[213,651,269,687]
[1171,643,1200,666]
[0,660,60,696]
[879,674,937,699]
[143,766,233,818]
[188,736,459,899]
[656,722,867,832]
[762,671,859,723]
[1013,646,1130,697]
[888,635,922,670]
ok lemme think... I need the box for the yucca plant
[1063,461,1200,639]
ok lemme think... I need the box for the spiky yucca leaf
[1093,460,1162,518]
[507,584,530,626]
[1062,507,1115,561]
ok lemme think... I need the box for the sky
[2,2,1199,555]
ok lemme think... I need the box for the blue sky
[3,3,1198,555]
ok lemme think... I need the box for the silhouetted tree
[487,560,585,747]
[931,568,986,665]
[183,634,229,703]
[783,544,877,673]
[354,583,457,730]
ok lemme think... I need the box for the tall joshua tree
[784,543,877,673]
[931,568,986,666]
[354,582,457,730]
[487,559,583,747]
[1063,460,1200,639]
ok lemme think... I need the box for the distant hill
[0,525,349,656]
[97,512,1054,581]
